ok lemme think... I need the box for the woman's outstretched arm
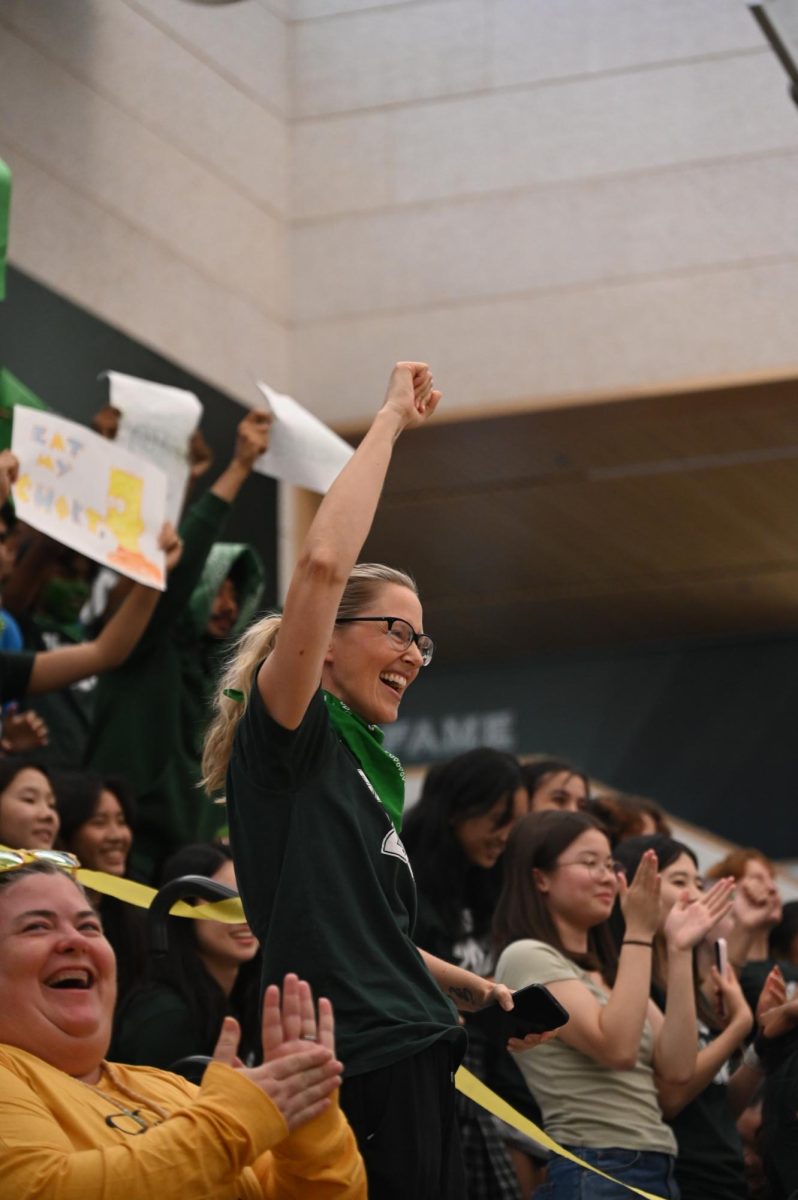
[258,363,439,731]
[27,524,182,695]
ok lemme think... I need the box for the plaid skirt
[457,1039,523,1200]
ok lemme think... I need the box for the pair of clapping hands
[210,973,342,1132]
[619,849,736,953]
[619,851,756,1027]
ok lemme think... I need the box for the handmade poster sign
[104,371,203,526]
[254,381,353,494]
[11,407,168,589]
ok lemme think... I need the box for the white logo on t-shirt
[381,827,410,867]
[357,768,413,873]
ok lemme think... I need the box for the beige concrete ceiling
[357,376,798,666]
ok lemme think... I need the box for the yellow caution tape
[72,863,666,1197]
[76,868,247,923]
[455,1067,667,1200]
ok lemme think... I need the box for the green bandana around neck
[323,690,405,832]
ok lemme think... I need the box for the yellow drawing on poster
[11,409,167,590]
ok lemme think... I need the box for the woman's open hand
[756,964,787,1025]
[212,974,342,1132]
[664,877,735,952]
[618,849,661,941]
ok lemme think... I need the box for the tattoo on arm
[448,985,475,1005]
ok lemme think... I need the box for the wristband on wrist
[622,939,653,948]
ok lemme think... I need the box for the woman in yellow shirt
[0,855,366,1200]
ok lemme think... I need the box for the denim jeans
[534,1146,680,1199]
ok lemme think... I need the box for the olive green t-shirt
[496,939,677,1154]
[227,687,465,1078]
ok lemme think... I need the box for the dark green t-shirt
[227,686,465,1078]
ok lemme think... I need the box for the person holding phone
[493,811,734,1200]
[201,365,548,1200]
[611,836,758,1200]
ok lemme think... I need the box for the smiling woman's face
[0,871,116,1082]
[323,583,426,726]
[453,787,529,870]
[657,852,703,927]
[0,769,59,850]
[68,790,132,877]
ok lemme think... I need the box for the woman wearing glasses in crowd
[202,364,549,1200]
[0,855,365,1198]
[493,810,735,1200]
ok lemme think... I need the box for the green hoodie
[85,491,266,882]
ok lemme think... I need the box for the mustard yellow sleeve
[0,1061,289,1200]
[252,1092,367,1199]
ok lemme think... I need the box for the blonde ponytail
[201,613,282,793]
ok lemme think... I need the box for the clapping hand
[618,849,661,941]
[664,877,735,952]
[756,964,787,1025]
[212,974,342,1132]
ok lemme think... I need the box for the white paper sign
[12,407,168,589]
[105,372,202,525]
[254,382,353,494]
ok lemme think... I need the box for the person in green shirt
[85,411,269,881]
[202,363,548,1200]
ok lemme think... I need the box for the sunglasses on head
[0,847,81,874]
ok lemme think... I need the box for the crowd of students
[0,366,797,1199]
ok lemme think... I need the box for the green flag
[0,368,49,453]
[0,158,10,301]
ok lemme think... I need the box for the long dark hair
[53,771,137,847]
[402,748,525,943]
[116,843,261,1062]
[493,809,619,980]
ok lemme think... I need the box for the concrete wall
[291,0,798,423]
[0,0,291,402]
[3,0,798,424]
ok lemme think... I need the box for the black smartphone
[468,983,569,1044]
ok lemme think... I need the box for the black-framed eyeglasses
[335,616,434,666]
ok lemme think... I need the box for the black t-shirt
[0,650,34,704]
[226,686,465,1078]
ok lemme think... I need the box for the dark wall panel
[386,633,798,858]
